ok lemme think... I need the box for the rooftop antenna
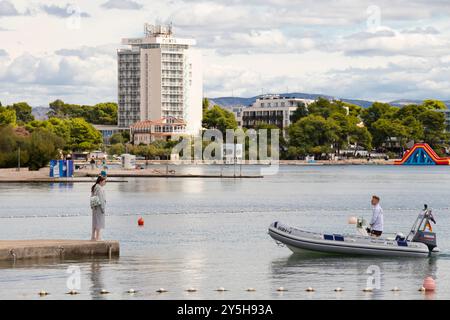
[144,23,154,37]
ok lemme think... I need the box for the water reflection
[89,261,105,299]
[270,252,438,299]
[1,166,450,299]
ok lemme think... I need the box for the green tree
[108,143,125,156]
[110,132,125,145]
[420,110,446,147]
[0,107,16,126]
[290,102,308,123]
[349,126,372,154]
[308,98,346,118]
[342,102,363,117]
[7,102,34,123]
[121,130,130,143]
[47,99,68,118]
[395,104,426,119]
[47,100,118,125]
[89,102,118,125]
[28,128,65,170]
[0,125,30,168]
[202,98,210,113]
[372,118,409,151]
[401,116,424,142]
[361,102,395,129]
[422,99,447,110]
[67,118,102,151]
[288,115,338,159]
[330,112,359,154]
[202,105,238,133]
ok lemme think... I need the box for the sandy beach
[0,159,395,182]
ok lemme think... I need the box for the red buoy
[138,217,144,226]
[423,276,436,291]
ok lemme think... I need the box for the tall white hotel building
[117,24,203,134]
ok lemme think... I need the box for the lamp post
[17,147,20,172]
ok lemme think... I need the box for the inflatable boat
[269,205,439,257]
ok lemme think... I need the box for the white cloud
[334,27,449,57]
[402,26,440,35]
[0,51,116,105]
[0,0,449,105]
[0,0,19,16]
[101,0,143,10]
[207,30,316,54]
[55,44,117,59]
[40,3,90,18]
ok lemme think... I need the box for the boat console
[407,205,438,252]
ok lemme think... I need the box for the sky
[0,0,449,106]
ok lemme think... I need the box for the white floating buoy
[305,287,315,292]
[127,289,136,294]
[38,290,49,296]
[156,288,167,293]
[363,287,373,292]
[186,288,197,293]
[215,287,227,292]
[277,287,287,292]
[419,286,426,292]
[100,289,110,295]
[66,290,79,295]
[334,288,343,292]
[246,288,256,292]
[391,287,400,292]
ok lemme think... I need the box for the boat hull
[269,223,430,258]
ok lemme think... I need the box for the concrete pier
[0,240,120,261]
[0,179,127,183]
[84,173,263,178]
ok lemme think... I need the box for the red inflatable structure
[394,143,450,165]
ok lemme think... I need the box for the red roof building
[130,117,186,145]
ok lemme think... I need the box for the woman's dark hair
[91,176,106,194]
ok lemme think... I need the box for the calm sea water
[1,165,450,300]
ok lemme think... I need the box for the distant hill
[210,93,375,109]
[208,93,449,109]
[390,99,450,107]
[29,95,449,121]
[31,106,49,120]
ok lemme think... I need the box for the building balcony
[161,90,183,95]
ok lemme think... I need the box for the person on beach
[367,195,383,237]
[90,158,96,170]
[90,175,107,241]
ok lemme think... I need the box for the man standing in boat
[367,195,384,237]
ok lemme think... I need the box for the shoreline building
[130,116,186,145]
[240,95,314,129]
[118,24,202,135]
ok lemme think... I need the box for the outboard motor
[407,205,437,252]
[413,230,437,251]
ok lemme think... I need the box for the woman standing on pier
[90,176,107,241]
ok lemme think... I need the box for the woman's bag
[90,195,101,209]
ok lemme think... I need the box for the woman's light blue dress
[92,184,106,229]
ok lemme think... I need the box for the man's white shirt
[370,203,384,232]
